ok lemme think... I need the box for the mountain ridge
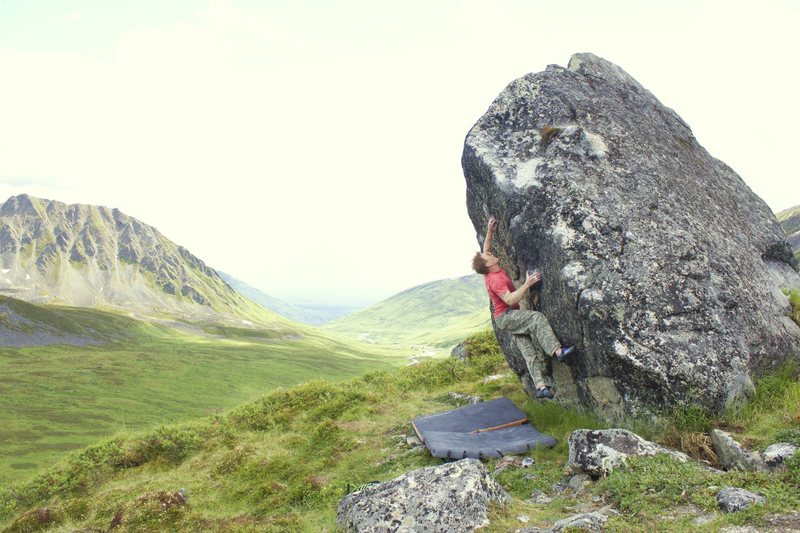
[218,271,360,326]
[0,194,282,326]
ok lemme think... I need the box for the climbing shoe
[534,386,554,399]
[556,345,575,363]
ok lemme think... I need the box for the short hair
[472,251,489,275]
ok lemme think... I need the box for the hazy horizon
[1,0,798,306]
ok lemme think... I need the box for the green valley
[0,297,407,486]
[324,275,490,350]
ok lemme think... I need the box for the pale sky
[0,0,797,306]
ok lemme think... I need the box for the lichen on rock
[462,52,800,419]
[336,458,508,532]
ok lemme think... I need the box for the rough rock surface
[451,341,469,360]
[567,428,689,477]
[763,442,799,472]
[463,53,800,418]
[549,512,608,532]
[336,458,509,532]
[716,487,766,513]
[710,429,769,472]
[518,511,609,533]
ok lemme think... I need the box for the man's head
[472,251,499,275]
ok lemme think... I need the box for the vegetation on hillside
[1,330,798,532]
[787,289,800,327]
[776,204,800,235]
[0,299,406,486]
[325,275,490,349]
[776,203,800,262]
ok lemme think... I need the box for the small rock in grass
[448,391,483,405]
[529,490,553,504]
[550,511,608,532]
[763,442,798,472]
[710,429,769,473]
[567,429,690,477]
[693,513,717,526]
[716,487,766,513]
[405,435,422,447]
[568,473,591,494]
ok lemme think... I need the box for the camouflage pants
[495,309,561,389]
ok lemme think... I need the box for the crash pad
[411,397,557,459]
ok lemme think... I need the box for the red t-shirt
[485,268,518,318]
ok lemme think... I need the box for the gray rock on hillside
[337,458,509,532]
[567,428,690,477]
[716,487,766,513]
[518,511,611,533]
[763,442,799,472]
[463,52,800,418]
[710,429,769,473]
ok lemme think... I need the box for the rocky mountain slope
[463,53,800,419]
[0,194,280,325]
[777,204,800,260]
[324,274,490,348]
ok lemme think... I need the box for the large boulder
[336,458,509,532]
[462,53,800,418]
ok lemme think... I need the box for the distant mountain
[324,275,490,348]
[777,204,800,260]
[218,272,360,326]
[0,194,282,325]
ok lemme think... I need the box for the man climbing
[472,215,574,399]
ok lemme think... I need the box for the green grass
[0,331,601,531]
[786,289,800,328]
[324,275,490,349]
[0,300,407,486]
[1,329,798,532]
[723,358,800,450]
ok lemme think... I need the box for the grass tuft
[785,289,800,327]
[539,125,562,147]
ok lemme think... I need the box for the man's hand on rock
[525,271,542,286]
[488,215,497,234]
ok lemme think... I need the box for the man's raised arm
[483,215,497,253]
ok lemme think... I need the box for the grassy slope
[777,204,800,235]
[0,298,407,486]
[1,330,798,532]
[324,275,490,349]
